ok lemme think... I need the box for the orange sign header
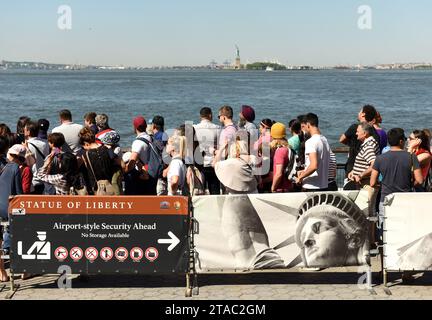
[8,196,189,216]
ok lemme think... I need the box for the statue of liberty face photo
[295,193,369,268]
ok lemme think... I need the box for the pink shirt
[273,147,292,192]
[219,124,237,148]
[253,132,271,153]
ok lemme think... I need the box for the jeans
[2,227,10,251]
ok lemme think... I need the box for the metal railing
[333,146,349,188]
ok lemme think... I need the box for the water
[1,69,431,147]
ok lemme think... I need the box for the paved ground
[1,257,432,300]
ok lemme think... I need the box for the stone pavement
[1,258,432,300]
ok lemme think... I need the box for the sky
[0,0,431,67]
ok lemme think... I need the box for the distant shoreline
[2,68,432,73]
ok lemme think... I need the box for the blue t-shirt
[0,162,23,219]
[154,130,168,146]
[373,151,419,202]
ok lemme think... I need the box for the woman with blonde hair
[163,135,187,195]
[213,138,258,194]
[270,123,293,193]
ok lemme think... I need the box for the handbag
[84,151,115,196]
[187,165,205,196]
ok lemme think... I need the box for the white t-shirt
[194,120,220,167]
[131,133,151,164]
[27,137,50,186]
[52,122,83,155]
[303,134,330,190]
[168,158,186,195]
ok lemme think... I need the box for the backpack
[136,137,164,179]
[186,165,206,196]
[284,147,298,181]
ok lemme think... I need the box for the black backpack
[136,137,164,179]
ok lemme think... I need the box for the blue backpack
[135,137,164,179]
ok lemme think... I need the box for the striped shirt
[352,136,379,176]
[36,162,70,195]
[328,151,337,182]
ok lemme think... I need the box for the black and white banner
[192,191,371,271]
[384,193,432,271]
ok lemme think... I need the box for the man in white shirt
[24,120,50,194]
[51,109,83,155]
[296,113,330,191]
[124,116,157,195]
[194,107,221,194]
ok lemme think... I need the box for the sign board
[9,196,190,274]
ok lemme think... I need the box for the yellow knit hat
[271,122,286,139]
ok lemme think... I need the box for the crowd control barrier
[192,191,372,271]
[382,193,432,287]
[3,191,382,298]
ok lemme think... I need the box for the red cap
[133,116,147,130]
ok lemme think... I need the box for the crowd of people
[1,104,432,281]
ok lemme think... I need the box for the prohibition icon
[100,247,113,261]
[130,247,144,262]
[115,247,128,261]
[85,247,98,262]
[145,247,159,262]
[70,247,83,261]
[54,247,68,261]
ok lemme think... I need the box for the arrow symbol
[157,231,180,251]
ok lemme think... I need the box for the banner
[9,196,190,274]
[384,193,432,271]
[192,191,370,272]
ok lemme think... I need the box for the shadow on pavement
[15,270,432,290]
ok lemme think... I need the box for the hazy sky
[1,1,431,67]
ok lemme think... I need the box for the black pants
[327,180,338,191]
[202,166,221,195]
[124,170,157,195]
[32,184,45,195]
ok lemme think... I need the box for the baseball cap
[38,119,50,132]
[133,116,147,130]
[100,130,120,145]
